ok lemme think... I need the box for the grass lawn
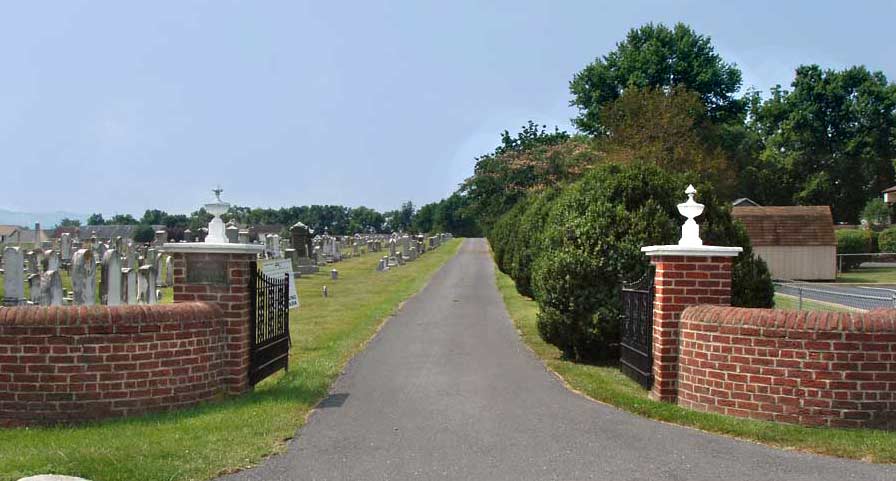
[0,239,462,481]
[837,266,896,284]
[773,293,859,312]
[494,264,896,463]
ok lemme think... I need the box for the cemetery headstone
[71,249,97,305]
[121,268,138,304]
[2,247,25,306]
[60,234,73,263]
[137,265,157,305]
[28,274,41,303]
[101,249,122,305]
[39,269,63,306]
[165,256,173,286]
[225,224,239,244]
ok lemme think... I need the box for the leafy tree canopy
[570,22,743,136]
[747,65,896,222]
[86,213,105,226]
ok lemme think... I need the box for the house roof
[731,206,836,247]
[0,225,19,237]
[732,197,761,207]
[2,227,51,244]
[882,185,896,193]
[58,225,167,240]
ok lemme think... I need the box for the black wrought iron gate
[249,262,291,386]
[620,269,654,388]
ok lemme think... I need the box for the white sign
[260,258,299,309]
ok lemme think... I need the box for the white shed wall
[754,245,836,280]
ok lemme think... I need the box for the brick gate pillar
[641,248,740,403]
[163,243,264,395]
[640,184,741,403]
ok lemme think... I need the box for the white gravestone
[39,270,63,306]
[45,250,60,271]
[102,249,122,306]
[137,265,157,305]
[60,233,73,262]
[2,246,25,305]
[71,249,97,305]
[165,256,173,287]
[121,268,138,304]
[28,274,41,303]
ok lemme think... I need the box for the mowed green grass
[0,239,462,481]
[837,266,896,284]
[773,293,858,312]
[494,264,896,463]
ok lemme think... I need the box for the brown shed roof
[731,206,835,247]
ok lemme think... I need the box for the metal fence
[837,252,896,273]
[774,281,896,312]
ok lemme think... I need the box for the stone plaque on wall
[186,257,229,285]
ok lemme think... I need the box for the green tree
[109,214,138,225]
[132,224,156,243]
[140,209,166,225]
[412,202,439,233]
[348,206,385,233]
[862,198,891,227]
[598,86,737,196]
[494,121,569,156]
[570,22,743,136]
[57,218,81,227]
[462,133,598,231]
[86,213,105,225]
[750,65,896,222]
[433,193,480,236]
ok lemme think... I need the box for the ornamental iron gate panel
[620,268,654,388]
[249,262,291,386]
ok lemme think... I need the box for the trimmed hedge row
[488,162,774,361]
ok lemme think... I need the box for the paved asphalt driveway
[221,239,896,481]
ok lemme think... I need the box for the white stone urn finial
[204,186,231,244]
[677,184,704,247]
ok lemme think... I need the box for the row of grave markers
[376,233,452,271]
[1,243,172,307]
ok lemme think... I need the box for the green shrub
[507,189,559,297]
[529,162,771,361]
[869,229,880,253]
[132,224,156,243]
[487,198,530,274]
[879,227,896,253]
[862,198,891,227]
[533,248,620,360]
[732,254,774,307]
[835,229,871,271]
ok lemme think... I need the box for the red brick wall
[649,255,733,402]
[679,305,896,429]
[0,303,231,427]
[170,252,254,394]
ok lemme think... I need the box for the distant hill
[0,209,87,228]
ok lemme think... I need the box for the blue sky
[1,0,894,217]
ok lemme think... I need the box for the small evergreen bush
[835,229,871,271]
[878,227,896,253]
